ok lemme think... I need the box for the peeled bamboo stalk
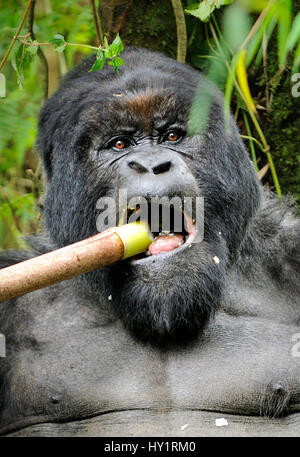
[0,222,152,303]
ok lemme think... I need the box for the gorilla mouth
[123,203,196,262]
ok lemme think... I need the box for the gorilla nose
[152,161,172,175]
[117,150,199,201]
[128,160,172,175]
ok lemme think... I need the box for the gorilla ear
[41,147,53,180]
[37,117,53,181]
[36,138,53,181]
[73,132,93,163]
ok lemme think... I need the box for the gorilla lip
[123,204,196,261]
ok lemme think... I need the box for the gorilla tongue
[148,234,184,256]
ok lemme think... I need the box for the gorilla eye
[110,137,131,151]
[115,139,127,150]
[168,132,179,142]
[162,129,184,144]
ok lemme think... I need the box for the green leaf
[188,56,227,136]
[104,36,109,50]
[236,49,257,114]
[26,40,39,56]
[104,34,124,60]
[50,34,67,53]
[96,47,104,59]
[110,33,124,55]
[246,13,276,67]
[89,52,106,72]
[108,56,124,73]
[293,39,300,70]
[11,44,25,88]
[109,56,124,67]
[104,47,113,59]
[224,53,239,131]
[185,0,233,22]
[11,43,34,89]
[254,15,277,67]
[223,3,251,52]
[286,12,300,51]
[277,0,292,66]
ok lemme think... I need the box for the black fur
[0,50,300,432]
[34,47,262,342]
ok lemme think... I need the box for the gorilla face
[38,48,261,343]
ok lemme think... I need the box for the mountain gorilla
[0,48,300,437]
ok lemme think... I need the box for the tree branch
[27,0,49,99]
[171,0,187,63]
[89,0,104,46]
[0,0,34,72]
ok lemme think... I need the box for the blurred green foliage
[0,0,96,249]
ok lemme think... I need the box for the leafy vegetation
[185,0,234,22]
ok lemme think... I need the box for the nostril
[128,161,148,174]
[152,161,172,175]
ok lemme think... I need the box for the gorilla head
[38,48,261,343]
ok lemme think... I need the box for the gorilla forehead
[52,51,202,135]
[85,88,191,136]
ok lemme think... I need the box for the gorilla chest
[5,309,300,426]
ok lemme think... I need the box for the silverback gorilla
[0,48,300,437]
